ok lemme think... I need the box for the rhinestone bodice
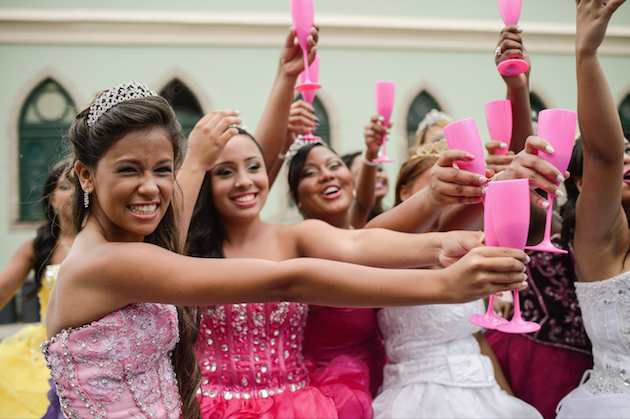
[41,303,181,419]
[196,302,310,400]
[575,272,630,394]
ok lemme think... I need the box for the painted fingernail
[525,255,531,264]
[542,201,550,208]
[378,116,385,121]
[479,176,488,184]
[545,145,555,154]
[235,110,240,115]
[466,154,475,160]
[554,188,564,198]
[481,186,487,195]
[516,25,522,32]
[499,143,508,149]
[385,129,392,134]
[556,174,565,184]
[315,122,320,127]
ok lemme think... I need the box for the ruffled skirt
[0,323,52,418]
[198,356,372,419]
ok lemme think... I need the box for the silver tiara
[415,109,453,136]
[87,81,158,127]
[280,136,327,161]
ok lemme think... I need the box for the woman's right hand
[485,141,515,174]
[495,25,531,89]
[363,115,392,161]
[498,135,568,209]
[286,100,317,141]
[183,110,242,172]
[440,246,528,304]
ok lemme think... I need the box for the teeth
[234,194,255,203]
[128,204,157,215]
[324,186,339,195]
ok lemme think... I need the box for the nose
[138,174,159,197]
[318,167,335,183]
[234,170,253,189]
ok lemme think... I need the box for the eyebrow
[213,156,260,168]
[115,158,174,165]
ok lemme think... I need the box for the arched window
[298,94,330,146]
[160,79,204,138]
[406,91,442,148]
[619,94,630,140]
[530,92,547,121]
[19,79,75,221]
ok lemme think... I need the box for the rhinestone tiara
[415,109,453,136]
[280,137,327,161]
[87,81,158,127]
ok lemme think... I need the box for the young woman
[41,81,528,419]
[556,0,629,416]
[371,143,541,418]
[0,160,73,418]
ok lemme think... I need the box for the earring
[84,188,90,209]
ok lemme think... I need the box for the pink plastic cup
[485,100,512,156]
[299,56,319,104]
[443,118,486,176]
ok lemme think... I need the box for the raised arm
[495,26,535,153]
[176,110,241,245]
[0,239,36,310]
[574,0,628,281]
[348,115,391,228]
[256,27,318,176]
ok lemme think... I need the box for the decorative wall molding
[1,9,629,55]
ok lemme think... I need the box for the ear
[399,184,412,203]
[573,176,583,193]
[74,161,94,193]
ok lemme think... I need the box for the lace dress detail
[41,303,181,419]
[196,302,372,418]
[556,272,630,418]
[372,301,542,418]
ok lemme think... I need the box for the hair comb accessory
[410,138,449,160]
[87,81,158,127]
[229,123,253,137]
[415,109,454,136]
[280,136,327,161]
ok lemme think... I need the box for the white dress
[372,300,542,418]
[556,271,630,418]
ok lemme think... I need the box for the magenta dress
[303,308,386,398]
[41,303,181,418]
[195,303,373,418]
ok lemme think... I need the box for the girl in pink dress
[41,82,529,419]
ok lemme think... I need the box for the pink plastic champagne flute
[469,184,509,329]
[485,100,512,156]
[373,81,395,163]
[443,118,486,176]
[525,109,576,254]
[298,56,321,141]
[489,179,541,334]
[497,0,529,76]
[291,0,321,92]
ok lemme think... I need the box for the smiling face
[296,145,354,222]
[622,139,630,209]
[77,126,175,242]
[349,155,389,201]
[209,134,268,223]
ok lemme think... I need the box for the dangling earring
[84,188,90,209]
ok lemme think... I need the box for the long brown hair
[66,93,201,419]
[394,156,439,206]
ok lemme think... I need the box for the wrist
[489,170,506,183]
[362,150,379,167]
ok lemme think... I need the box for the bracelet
[488,170,505,183]
[362,150,378,167]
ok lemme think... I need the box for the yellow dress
[0,265,58,418]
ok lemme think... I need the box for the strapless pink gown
[196,303,373,418]
[303,308,386,397]
[41,303,181,418]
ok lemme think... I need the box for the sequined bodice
[196,302,309,400]
[41,303,181,418]
[575,272,630,394]
[38,264,58,321]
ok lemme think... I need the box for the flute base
[498,59,529,77]
[295,82,321,92]
[469,313,509,330]
[497,317,541,334]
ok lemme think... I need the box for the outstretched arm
[574,0,629,281]
[0,239,36,310]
